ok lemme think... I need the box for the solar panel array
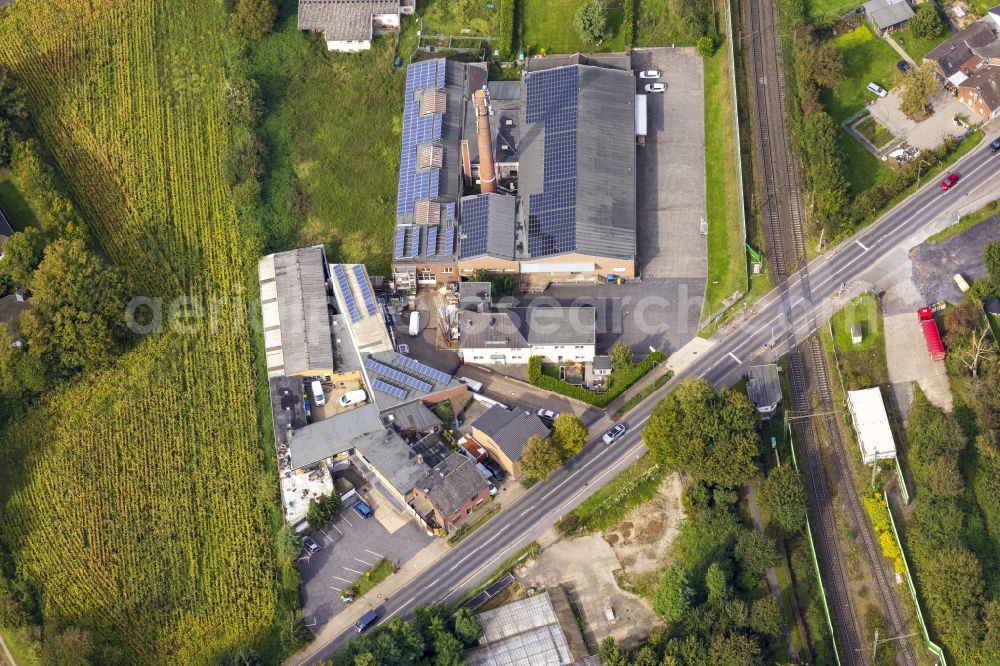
[372,379,408,400]
[396,60,446,217]
[366,358,432,392]
[352,265,377,316]
[409,226,422,258]
[444,226,456,255]
[426,225,439,256]
[394,227,406,258]
[333,264,361,323]
[459,195,489,258]
[524,66,580,258]
[446,202,456,220]
[395,355,452,384]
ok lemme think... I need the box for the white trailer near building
[846,387,896,464]
[635,94,648,146]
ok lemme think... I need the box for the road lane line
[381,597,416,623]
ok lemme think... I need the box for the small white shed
[846,388,896,464]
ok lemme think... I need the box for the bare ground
[602,473,685,575]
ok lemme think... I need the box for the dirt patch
[602,473,685,575]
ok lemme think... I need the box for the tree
[705,560,730,602]
[453,608,482,646]
[758,464,808,535]
[223,79,264,126]
[643,379,759,487]
[574,0,609,43]
[734,529,777,581]
[521,434,562,480]
[609,341,633,370]
[224,132,267,187]
[709,632,760,663]
[41,624,94,666]
[0,227,45,287]
[0,65,26,166]
[910,3,944,39]
[231,0,277,40]
[19,238,128,377]
[749,596,783,638]
[697,36,714,58]
[653,564,693,623]
[552,413,588,458]
[893,62,938,119]
[986,242,1000,295]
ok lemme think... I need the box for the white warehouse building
[458,307,596,366]
[846,387,897,464]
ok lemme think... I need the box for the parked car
[355,610,379,633]
[339,389,367,407]
[408,311,420,337]
[483,459,506,481]
[896,60,910,72]
[536,408,559,423]
[644,83,666,93]
[866,82,888,98]
[353,500,373,519]
[302,535,321,554]
[954,273,971,293]
[940,172,959,190]
[602,423,628,445]
[991,137,1000,153]
[638,69,661,79]
[310,379,326,406]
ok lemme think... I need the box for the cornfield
[0,1,278,663]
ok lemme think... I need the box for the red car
[940,173,959,190]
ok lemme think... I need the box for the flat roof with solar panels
[328,263,394,354]
[362,350,463,410]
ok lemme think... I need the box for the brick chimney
[473,89,497,193]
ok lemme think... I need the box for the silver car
[602,423,628,445]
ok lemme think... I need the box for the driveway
[631,47,708,281]
[869,89,970,151]
[299,496,433,628]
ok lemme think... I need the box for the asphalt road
[302,139,1000,664]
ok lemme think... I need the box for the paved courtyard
[631,47,708,281]
[868,89,970,152]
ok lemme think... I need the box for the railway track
[742,0,920,662]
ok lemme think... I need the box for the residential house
[409,452,491,535]
[470,404,550,478]
[862,0,914,35]
[297,0,414,52]
[746,364,782,419]
[459,307,596,366]
[924,19,999,89]
[957,66,1000,119]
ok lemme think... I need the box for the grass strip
[447,504,501,546]
[614,370,673,417]
[926,198,1000,244]
[562,454,667,534]
[451,542,541,609]
[351,559,396,600]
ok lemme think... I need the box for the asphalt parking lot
[910,213,1000,304]
[299,498,433,627]
[631,47,708,281]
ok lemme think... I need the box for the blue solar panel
[429,169,440,198]
[409,226,421,257]
[366,358,432,392]
[524,66,580,259]
[333,264,361,323]
[394,227,406,258]
[426,225,439,256]
[395,355,452,384]
[352,265,377,316]
[372,379,408,400]
[444,226,456,255]
[459,195,489,259]
[446,202,456,220]
[396,60,446,217]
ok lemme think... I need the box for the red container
[918,307,945,361]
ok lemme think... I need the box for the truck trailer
[918,307,945,361]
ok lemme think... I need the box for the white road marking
[331,524,343,536]
[343,566,365,575]
[330,586,343,592]
[727,351,741,364]
[855,239,869,251]
[354,557,375,567]
[330,575,353,583]
[340,514,354,528]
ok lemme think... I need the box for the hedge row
[623,0,635,46]
[527,352,666,408]
[498,0,517,58]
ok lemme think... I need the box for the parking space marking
[343,566,365,575]
[340,514,354,528]
[354,557,375,567]
[331,523,343,536]
[330,586,342,593]
[319,528,334,543]
[365,549,384,559]
[331,575,353,583]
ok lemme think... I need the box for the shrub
[697,36,714,57]
[622,0,635,45]
[527,352,665,407]
[653,564,692,622]
[574,0,609,43]
[231,0,276,40]
[497,0,517,58]
[223,79,263,127]
[910,3,944,39]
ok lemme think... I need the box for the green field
[521,0,626,55]
[806,0,864,21]
[0,1,291,662]
[0,176,37,231]
[823,26,899,123]
[826,291,888,389]
[242,6,404,273]
[894,24,950,62]
[702,39,748,319]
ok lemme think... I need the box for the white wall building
[297,0,413,53]
[458,307,596,366]
[846,387,897,464]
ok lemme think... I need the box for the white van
[339,389,367,407]
[310,380,326,406]
[458,376,483,393]
[866,82,888,98]
[954,273,971,293]
[408,311,420,337]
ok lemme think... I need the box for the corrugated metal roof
[863,0,914,30]
[297,0,397,41]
